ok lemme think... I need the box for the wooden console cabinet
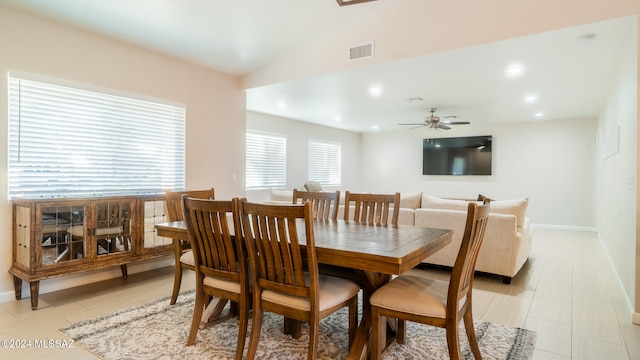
[9,194,173,309]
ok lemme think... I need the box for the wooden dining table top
[155,219,452,276]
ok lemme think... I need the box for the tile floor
[0,228,638,359]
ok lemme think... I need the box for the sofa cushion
[270,189,293,202]
[421,194,471,211]
[489,198,528,227]
[400,192,422,210]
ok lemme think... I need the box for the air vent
[348,41,374,62]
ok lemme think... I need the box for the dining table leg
[346,270,393,360]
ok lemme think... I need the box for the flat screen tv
[422,135,492,175]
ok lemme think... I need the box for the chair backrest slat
[182,196,244,283]
[165,188,215,222]
[343,191,400,226]
[447,201,490,317]
[241,201,315,300]
[292,189,340,220]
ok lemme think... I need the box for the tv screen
[423,135,492,175]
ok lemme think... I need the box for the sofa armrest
[485,213,518,238]
[415,208,468,263]
[414,204,531,282]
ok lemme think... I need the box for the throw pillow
[270,189,293,202]
[477,193,495,202]
[304,181,323,192]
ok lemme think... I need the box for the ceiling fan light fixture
[398,107,470,130]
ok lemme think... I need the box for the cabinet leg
[121,264,128,279]
[29,281,40,310]
[12,276,22,300]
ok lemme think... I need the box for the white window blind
[308,139,341,186]
[7,75,185,199]
[245,131,286,189]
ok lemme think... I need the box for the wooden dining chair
[181,196,249,359]
[370,201,490,360]
[343,191,400,226]
[165,188,215,305]
[292,189,340,220]
[239,200,360,360]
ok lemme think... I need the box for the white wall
[245,111,360,202]
[0,5,246,301]
[597,22,638,318]
[359,120,597,227]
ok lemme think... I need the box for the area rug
[59,290,536,359]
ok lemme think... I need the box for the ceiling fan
[398,107,470,130]
[336,0,377,6]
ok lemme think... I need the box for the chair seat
[370,269,450,318]
[204,274,243,294]
[180,249,194,266]
[263,273,360,312]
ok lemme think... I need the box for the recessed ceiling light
[505,63,526,78]
[371,125,379,130]
[334,116,341,121]
[368,85,382,97]
[524,94,537,103]
[534,112,544,117]
[277,101,286,108]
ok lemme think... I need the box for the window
[7,74,185,199]
[245,131,286,189]
[308,139,341,186]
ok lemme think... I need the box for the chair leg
[445,322,462,360]
[397,318,407,344]
[307,317,319,360]
[463,310,482,359]
[170,264,183,305]
[186,288,205,345]
[245,308,264,360]
[370,306,384,360]
[348,298,357,346]
[235,299,250,360]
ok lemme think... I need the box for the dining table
[155,218,452,360]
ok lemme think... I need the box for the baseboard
[596,233,636,324]
[531,223,597,232]
[0,257,173,305]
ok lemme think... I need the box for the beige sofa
[415,194,533,284]
[268,190,533,284]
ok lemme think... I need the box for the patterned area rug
[59,291,536,359]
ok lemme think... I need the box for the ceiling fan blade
[437,124,452,130]
[441,121,470,125]
[407,125,426,130]
[398,123,427,126]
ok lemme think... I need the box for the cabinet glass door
[41,205,86,265]
[94,201,133,257]
[143,199,172,249]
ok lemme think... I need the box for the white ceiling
[3,0,635,133]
